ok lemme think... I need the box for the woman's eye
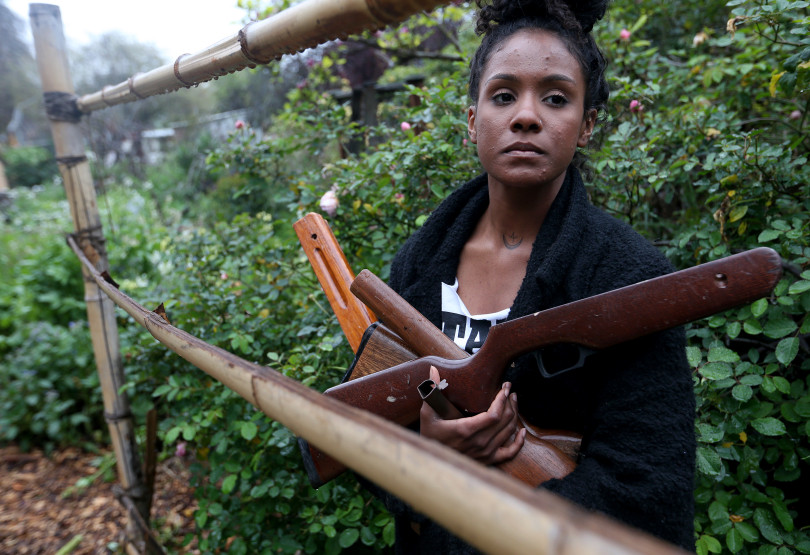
[492,92,514,105]
[545,94,568,106]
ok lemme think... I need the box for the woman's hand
[420,366,526,465]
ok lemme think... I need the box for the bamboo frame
[66,235,685,555]
[29,4,150,551]
[34,0,689,551]
[75,0,448,113]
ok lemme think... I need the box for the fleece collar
[402,166,590,324]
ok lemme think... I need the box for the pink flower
[790,110,802,120]
[401,121,412,131]
[394,193,404,200]
[296,80,307,90]
[175,442,187,457]
[220,271,228,280]
[620,28,631,41]
[629,100,643,113]
[235,120,245,129]
[463,138,468,146]
[319,190,339,217]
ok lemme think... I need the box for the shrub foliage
[2,0,809,553]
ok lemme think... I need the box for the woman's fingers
[419,366,524,464]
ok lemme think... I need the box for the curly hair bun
[476,0,609,34]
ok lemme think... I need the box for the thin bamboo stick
[74,0,448,113]
[66,234,687,555]
[29,4,151,551]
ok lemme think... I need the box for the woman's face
[468,28,596,192]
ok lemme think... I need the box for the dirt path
[0,445,198,554]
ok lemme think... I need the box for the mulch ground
[0,445,198,554]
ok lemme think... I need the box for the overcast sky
[7,0,248,62]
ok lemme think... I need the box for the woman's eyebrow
[486,72,577,85]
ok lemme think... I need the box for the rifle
[294,214,581,487]
[300,247,783,487]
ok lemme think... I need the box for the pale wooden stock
[293,213,376,352]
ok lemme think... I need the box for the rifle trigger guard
[535,345,594,378]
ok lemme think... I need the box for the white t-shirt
[441,279,510,355]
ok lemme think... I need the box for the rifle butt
[298,437,348,488]
[498,437,577,487]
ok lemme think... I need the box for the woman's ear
[577,109,597,147]
[467,105,478,143]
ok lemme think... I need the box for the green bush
[0,145,59,188]
[120,212,394,553]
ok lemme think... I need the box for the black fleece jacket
[383,167,696,552]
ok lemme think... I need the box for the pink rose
[629,100,643,113]
[235,120,245,129]
[620,29,631,41]
[319,190,339,217]
[175,442,187,457]
[401,121,412,131]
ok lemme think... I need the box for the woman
[377,0,696,551]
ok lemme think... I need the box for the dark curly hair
[468,0,610,116]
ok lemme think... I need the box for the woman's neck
[481,174,565,249]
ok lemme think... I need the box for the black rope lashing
[55,155,88,168]
[43,91,84,123]
[105,409,134,423]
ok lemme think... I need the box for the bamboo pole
[0,159,9,191]
[74,0,448,113]
[66,235,687,555]
[29,4,151,552]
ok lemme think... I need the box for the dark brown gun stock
[304,247,782,487]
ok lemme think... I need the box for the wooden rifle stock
[293,213,376,352]
[302,247,783,487]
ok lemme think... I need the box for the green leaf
[788,280,810,295]
[708,346,740,363]
[338,528,360,548]
[726,528,744,553]
[763,318,798,339]
[697,423,724,443]
[701,362,733,380]
[744,319,763,335]
[775,337,799,365]
[771,499,793,532]
[686,345,703,368]
[709,500,729,522]
[697,447,723,475]
[757,229,782,242]
[241,421,258,441]
[753,508,782,544]
[165,425,182,444]
[751,417,787,436]
[735,521,759,542]
[751,298,769,317]
[221,474,237,494]
[732,384,753,402]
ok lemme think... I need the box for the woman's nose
[510,98,542,132]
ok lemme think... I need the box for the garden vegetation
[1,0,809,552]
